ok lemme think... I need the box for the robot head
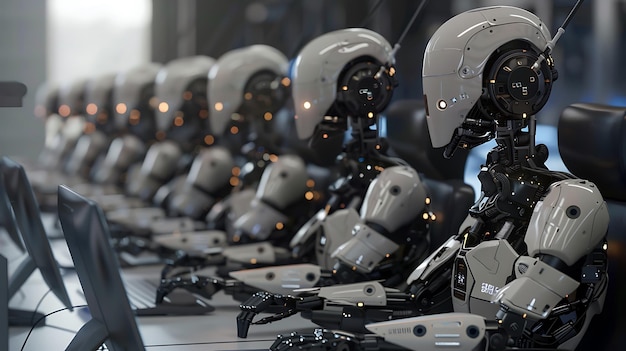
[208,45,290,136]
[83,73,117,135]
[155,56,215,151]
[423,6,557,149]
[112,63,162,143]
[291,28,397,140]
[57,78,88,118]
[34,82,60,120]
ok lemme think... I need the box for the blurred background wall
[1,0,625,160]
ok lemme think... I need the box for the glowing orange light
[182,91,192,101]
[230,126,239,134]
[269,154,278,162]
[214,102,223,111]
[275,222,284,230]
[199,109,209,119]
[229,176,240,187]
[281,77,291,86]
[116,103,127,115]
[263,112,273,121]
[174,116,184,127]
[425,197,431,205]
[129,110,140,125]
[58,104,71,117]
[204,135,215,145]
[232,167,240,176]
[244,92,253,100]
[86,103,98,115]
[158,102,169,112]
[422,213,429,220]
[304,191,314,201]
[306,179,315,188]
[322,133,328,139]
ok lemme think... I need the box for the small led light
[304,191,314,201]
[214,102,223,111]
[303,101,312,110]
[281,77,291,86]
[58,104,71,117]
[422,213,429,220]
[264,112,273,121]
[86,103,98,115]
[275,222,284,230]
[437,100,447,110]
[425,197,431,205]
[158,102,169,112]
[204,135,215,145]
[367,112,374,118]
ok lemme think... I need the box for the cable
[20,304,88,351]
[374,0,430,78]
[29,288,52,326]
[358,0,385,27]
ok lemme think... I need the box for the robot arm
[493,179,609,342]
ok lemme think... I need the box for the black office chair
[557,102,626,350]
[385,99,475,250]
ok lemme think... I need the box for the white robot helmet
[112,62,162,141]
[34,82,60,120]
[208,45,290,136]
[423,6,556,149]
[57,78,88,118]
[84,73,117,135]
[291,28,397,139]
[154,56,215,140]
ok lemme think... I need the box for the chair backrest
[558,102,626,350]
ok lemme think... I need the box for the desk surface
[2,231,318,351]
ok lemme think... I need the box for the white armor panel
[139,140,182,179]
[525,179,609,266]
[229,264,322,295]
[493,257,579,320]
[331,223,399,274]
[222,242,288,264]
[233,197,289,241]
[366,313,487,350]
[315,208,361,270]
[406,236,461,285]
[186,146,234,194]
[316,281,394,306]
[255,154,308,209]
[452,240,519,318]
[360,165,427,232]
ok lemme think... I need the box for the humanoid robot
[71,62,163,195]
[91,55,216,215]
[155,29,438,311]
[256,6,610,351]
[144,45,326,263]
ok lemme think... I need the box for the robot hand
[269,328,408,351]
[270,329,363,351]
[237,291,317,338]
[156,273,223,303]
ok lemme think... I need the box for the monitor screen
[57,184,144,351]
[0,157,72,311]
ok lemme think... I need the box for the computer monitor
[57,184,144,351]
[0,157,73,323]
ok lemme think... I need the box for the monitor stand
[7,256,46,326]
